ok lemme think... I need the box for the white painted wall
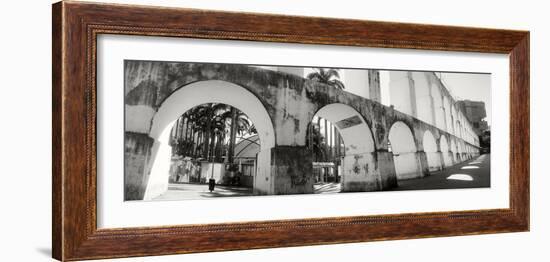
[389,121,421,179]
[439,136,453,167]
[413,72,434,125]
[380,71,391,106]
[254,149,273,194]
[431,82,446,130]
[200,162,225,182]
[443,96,452,132]
[423,131,441,171]
[389,71,414,115]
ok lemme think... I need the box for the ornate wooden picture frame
[52,1,529,261]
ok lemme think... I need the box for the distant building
[456,100,489,135]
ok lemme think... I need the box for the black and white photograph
[124,61,491,201]
[3,0,546,261]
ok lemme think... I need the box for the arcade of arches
[124,61,482,200]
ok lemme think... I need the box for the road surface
[392,154,490,191]
[152,154,490,200]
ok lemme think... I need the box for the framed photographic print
[52,1,529,261]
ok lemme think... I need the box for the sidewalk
[391,154,491,191]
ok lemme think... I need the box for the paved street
[153,181,343,200]
[153,154,490,200]
[153,183,253,201]
[392,154,491,191]
[314,182,342,194]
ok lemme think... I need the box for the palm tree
[307,68,345,90]
[221,107,254,164]
[170,103,257,164]
[307,68,345,179]
[306,123,326,162]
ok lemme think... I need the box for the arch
[313,103,377,191]
[144,80,276,200]
[439,135,452,167]
[313,103,375,155]
[389,121,421,180]
[422,130,440,172]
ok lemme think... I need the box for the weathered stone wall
[124,132,154,200]
[270,146,314,195]
[123,61,481,200]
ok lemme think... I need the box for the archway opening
[308,103,375,192]
[151,103,259,200]
[423,131,440,172]
[388,121,420,180]
[143,80,275,200]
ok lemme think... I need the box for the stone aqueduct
[124,61,481,200]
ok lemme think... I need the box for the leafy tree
[169,103,257,163]
[306,123,327,162]
[307,68,345,90]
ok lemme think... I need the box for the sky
[439,72,492,125]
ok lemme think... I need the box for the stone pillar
[425,151,443,172]
[341,152,375,192]
[341,151,397,192]
[368,70,381,103]
[375,151,399,189]
[416,151,430,177]
[271,146,314,195]
[448,151,456,166]
[441,95,448,132]
[124,132,155,200]
[437,151,445,169]
[142,138,172,200]
[427,79,437,126]
[393,152,424,180]
[407,72,418,117]
[253,149,272,195]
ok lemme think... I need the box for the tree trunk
[333,127,339,182]
[174,118,180,142]
[194,131,198,158]
[227,107,238,164]
[209,127,216,162]
[203,104,213,160]
[184,117,190,155]
[196,131,202,158]
[324,118,328,162]
[216,133,222,162]
[317,117,322,155]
